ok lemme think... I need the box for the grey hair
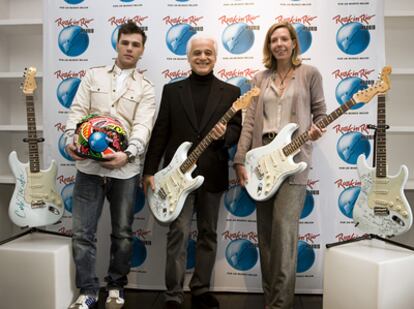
[186,33,219,57]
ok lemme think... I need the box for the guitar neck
[376,94,387,178]
[180,106,237,173]
[282,97,358,156]
[26,94,40,173]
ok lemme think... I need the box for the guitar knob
[401,211,408,218]
[395,205,401,212]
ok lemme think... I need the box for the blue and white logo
[64,0,84,4]
[224,186,256,217]
[58,133,75,161]
[176,0,189,2]
[292,23,312,54]
[166,24,197,56]
[186,238,196,270]
[131,237,147,267]
[336,132,370,165]
[61,183,75,214]
[56,77,81,109]
[335,77,367,110]
[222,23,255,55]
[296,240,315,273]
[111,26,120,51]
[168,76,187,84]
[120,0,134,2]
[58,25,89,57]
[338,186,360,219]
[225,239,258,271]
[300,190,314,219]
[336,22,370,55]
[134,187,145,214]
[226,76,251,95]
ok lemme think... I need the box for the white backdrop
[43,0,384,293]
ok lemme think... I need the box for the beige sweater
[234,63,327,185]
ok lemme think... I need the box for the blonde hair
[263,22,302,70]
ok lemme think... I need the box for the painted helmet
[74,114,128,161]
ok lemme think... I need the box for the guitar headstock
[232,87,260,111]
[352,66,392,104]
[22,67,37,95]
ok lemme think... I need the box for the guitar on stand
[8,67,63,228]
[244,66,392,202]
[147,88,260,223]
[353,94,412,237]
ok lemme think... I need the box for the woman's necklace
[276,67,293,92]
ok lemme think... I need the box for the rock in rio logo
[55,69,86,109]
[217,68,258,95]
[335,178,361,219]
[333,14,375,55]
[56,17,94,57]
[335,125,371,165]
[219,15,259,55]
[131,229,151,268]
[108,16,149,51]
[223,231,258,271]
[164,15,203,56]
[162,69,191,84]
[64,0,84,4]
[296,236,318,273]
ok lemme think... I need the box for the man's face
[188,38,217,76]
[116,33,145,69]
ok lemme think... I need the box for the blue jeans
[71,171,138,296]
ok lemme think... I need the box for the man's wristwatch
[124,150,136,163]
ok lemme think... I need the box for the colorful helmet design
[74,114,128,161]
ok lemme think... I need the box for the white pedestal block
[323,238,414,309]
[0,232,76,309]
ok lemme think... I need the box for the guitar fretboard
[180,107,237,173]
[282,98,357,156]
[26,95,40,173]
[376,94,387,178]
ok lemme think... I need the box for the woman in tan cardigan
[234,22,327,309]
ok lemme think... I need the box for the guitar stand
[326,122,414,252]
[0,227,70,246]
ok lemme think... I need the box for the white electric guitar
[353,94,412,236]
[244,66,392,201]
[8,67,63,227]
[148,87,260,223]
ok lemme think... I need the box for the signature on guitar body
[353,94,412,236]
[8,67,63,227]
[147,88,260,223]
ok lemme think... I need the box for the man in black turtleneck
[143,35,241,309]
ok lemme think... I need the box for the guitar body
[8,151,64,227]
[244,123,307,201]
[353,154,412,236]
[147,142,204,223]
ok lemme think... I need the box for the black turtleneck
[189,70,214,124]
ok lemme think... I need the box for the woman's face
[269,27,296,62]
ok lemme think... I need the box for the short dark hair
[117,20,147,46]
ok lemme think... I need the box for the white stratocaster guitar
[244,66,392,201]
[353,94,412,236]
[148,87,260,223]
[8,67,63,227]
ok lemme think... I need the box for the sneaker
[191,292,219,309]
[69,294,98,309]
[105,289,125,309]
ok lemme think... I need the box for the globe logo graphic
[176,0,189,2]
[224,186,256,217]
[225,239,258,271]
[131,237,147,268]
[338,186,360,219]
[58,133,75,161]
[56,77,81,109]
[335,77,367,110]
[61,183,75,214]
[292,23,312,54]
[296,240,315,273]
[166,24,197,56]
[111,26,120,51]
[300,190,314,219]
[336,22,370,55]
[134,187,145,214]
[227,76,251,95]
[64,0,84,4]
[222,22,255,55]
[336,132,370,165]
[58,25,89,57]
[120,0,134,2]
[186,238,196,270]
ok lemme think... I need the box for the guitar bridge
[373,206,390,216]
[31,200,46,209]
